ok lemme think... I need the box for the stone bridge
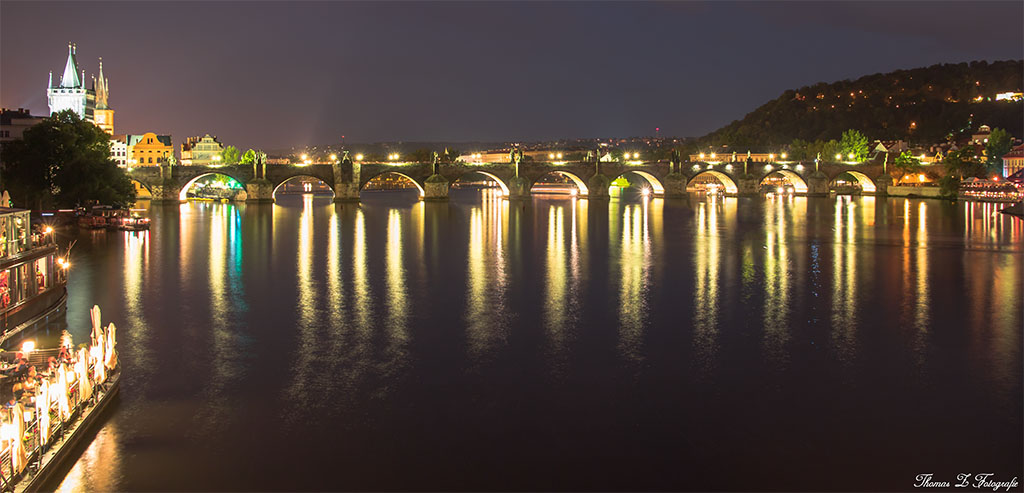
[127,157,897,203]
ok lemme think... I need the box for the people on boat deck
[58,344,71,363]
[11,378,24,399]
[47,356,58,372]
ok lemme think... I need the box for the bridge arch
[611,170,665,196]
[360,171,425,197]
[130,179,153,199]
[831,170,876,193]
[178,172,248,201]
[272,175,336,198]
[450,170,510,195]
[759,169,808,194]
[531,170,589,196]
[687,170,738,195]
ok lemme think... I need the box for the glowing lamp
[835,153,842,160]
[780,153,787,160]
[699,153,705,159]
[355,154,364,161]
[549,153,555,160]
[21,341,35,354]
[330,154,337,161]
[769,153,775,160]
[44,226,53,234]
[848,153,855,160]
[710,153,716,159]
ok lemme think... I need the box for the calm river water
[43,191,1022,491]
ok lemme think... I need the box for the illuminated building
[181,135,225,165]
[110,135,128,167]
[46,43,114,134]
[1002,144,1024,178]
[971,125,991,144]
[127,133,173,166]
[0,108,45,145]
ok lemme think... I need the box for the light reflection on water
[54,192,1022,491]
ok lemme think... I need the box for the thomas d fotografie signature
[915,473,1019,491]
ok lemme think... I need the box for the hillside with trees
[696,60,1023,149]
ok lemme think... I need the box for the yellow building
[128,133,172,166]
[1002,144,1024,177]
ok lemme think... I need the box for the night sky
[2,1,1021,150]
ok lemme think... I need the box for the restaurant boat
[0,208,68,346]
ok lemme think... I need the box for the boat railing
[0,356,118,491]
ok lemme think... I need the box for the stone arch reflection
[687,171,739,195]
[759,169,808,194]
[272,175,336,198]
[451,170,510,196]
[178,172,247,201]
[531,171,589,197]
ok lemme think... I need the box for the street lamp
[330,154,338,162]
[355,154,364,161]
[848,152,855,160]
[835,153,842,161]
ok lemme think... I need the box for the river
[45,190,1022,491]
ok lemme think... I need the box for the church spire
[48,71,53,89]
[60,42,82,88]
[95,57,109,109]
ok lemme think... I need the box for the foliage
[789,138,842,161]
[240,149,256,165]
[222,145,240,165]
[839,129,870,161]
[985,127,1012,174]
[939,147,988,197]
[0,110,136,209]
[696,60,1023,148]
[893,151,923,174]
[406,148,433,162]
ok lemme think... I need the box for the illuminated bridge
[126,155,896,203]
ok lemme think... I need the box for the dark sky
[3,1,1022,150]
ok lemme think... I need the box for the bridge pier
[663,172,688,198]
[806,171,829,197]
[424,174,449,201]
[245,179,275,203]
[873,175,892,197]
[587,174,609,200]
[333,183,360,202]
[736,175,759,196]
[508,176,531,200]
[148,183,181,203]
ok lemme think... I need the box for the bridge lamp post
[699,152,705,160]
[355,154,364,161]
[780,153,787,160]
[847,152,855,162]
[330,154,338,162]
[835,153,842,161]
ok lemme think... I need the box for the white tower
[47,42,95,122]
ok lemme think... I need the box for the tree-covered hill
[697,60,1023,149]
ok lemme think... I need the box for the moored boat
[0,207,68,345]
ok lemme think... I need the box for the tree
[222,145,241,164]
[0,110,136,209]
[839,129,869,161]
[985,127,1012,175]
[240,149,256,165]
[939,147,987,197]
[893,151,923,175]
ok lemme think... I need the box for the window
[34,258,49,292]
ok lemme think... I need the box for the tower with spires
[46,42,114,134]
